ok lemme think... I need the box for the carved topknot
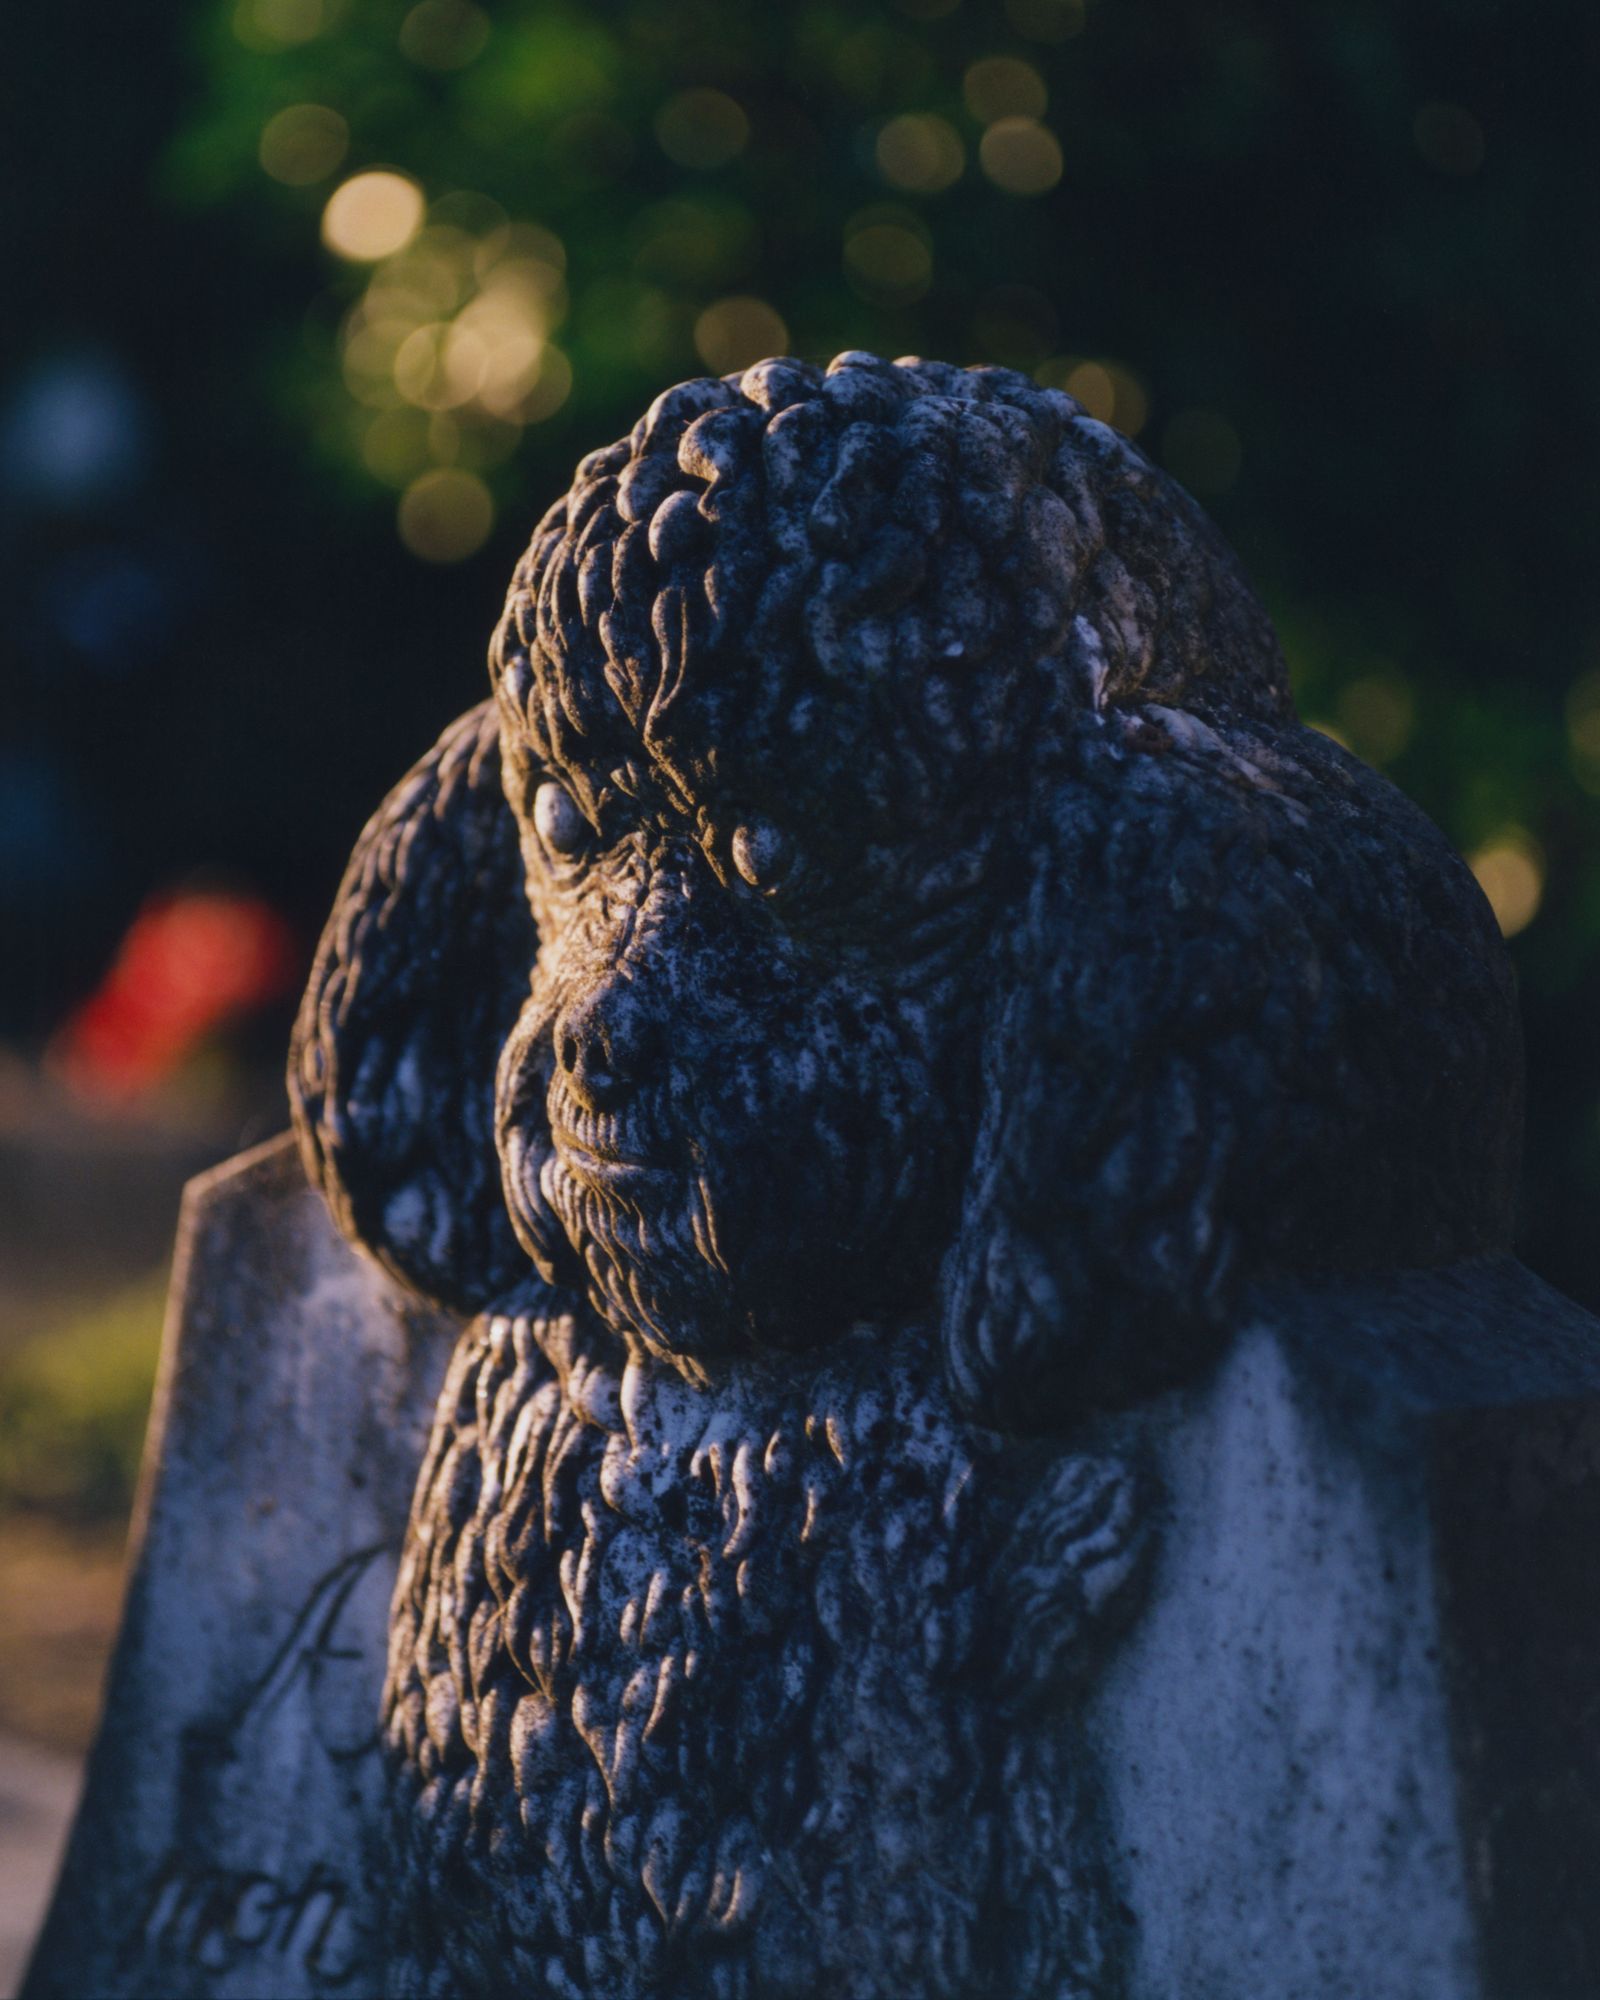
[490,352,1290,836]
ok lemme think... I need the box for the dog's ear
[939,716,1521,1433]
[938,757,1244,1432]
[289,701,537,1315]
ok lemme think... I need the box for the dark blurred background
[0,0,1596,1940]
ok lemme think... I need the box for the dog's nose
[555,976,660,1111]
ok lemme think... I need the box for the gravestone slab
[1092,1261,1600,2000]
[22,1134,454,2000]
[27,1179,1600,1999]
[23,351,1600,1995]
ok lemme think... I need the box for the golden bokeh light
[393,300,547,416]
[336,197,572,500]
[398,0,489,70]
[1064,362,1114,423]
[457,298,545,414]
[259,104,349,187]
[363,235,471,324]
[338,198,569,442]
[392,323,455,409]
[694,297,789,375]
[1468,830,1544,938]
[478,256,566,319]
[1162,407,1243,494]
[964,57,1049,123]
[978,117,1063,195]
[322,171,426,262]
[1036,356,1149,436]
[398,467,494,562]
[843,212,933,304]
[655,89,751,171]
[1104,365,1148,436]
[1414,102,1486,176]
[475,219,565,282]
[876,114,966,194]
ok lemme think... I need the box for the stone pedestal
[22,1136,454,2000]
[23,1149,1600,1999]
[1095,1262,1600,2000]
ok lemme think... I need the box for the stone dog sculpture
[280,353,1523,1997]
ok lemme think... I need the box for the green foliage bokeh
[64,0,1600,1294]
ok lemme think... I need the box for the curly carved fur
[383,1301,1148,1998]
[289,352,1523,1994]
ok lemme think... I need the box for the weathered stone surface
[1092,1260,1600,2000]
[25,352,1600,1996]
[22,1135,454,2000]
[28,1176,1600,1998]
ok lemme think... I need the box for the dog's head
[291,353,1522,1424]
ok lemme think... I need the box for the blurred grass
[0,1271,167,1525]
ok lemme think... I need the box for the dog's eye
[534,782,588,857]
[731,818,792,892]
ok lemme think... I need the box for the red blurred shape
[52,890,300,1102]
